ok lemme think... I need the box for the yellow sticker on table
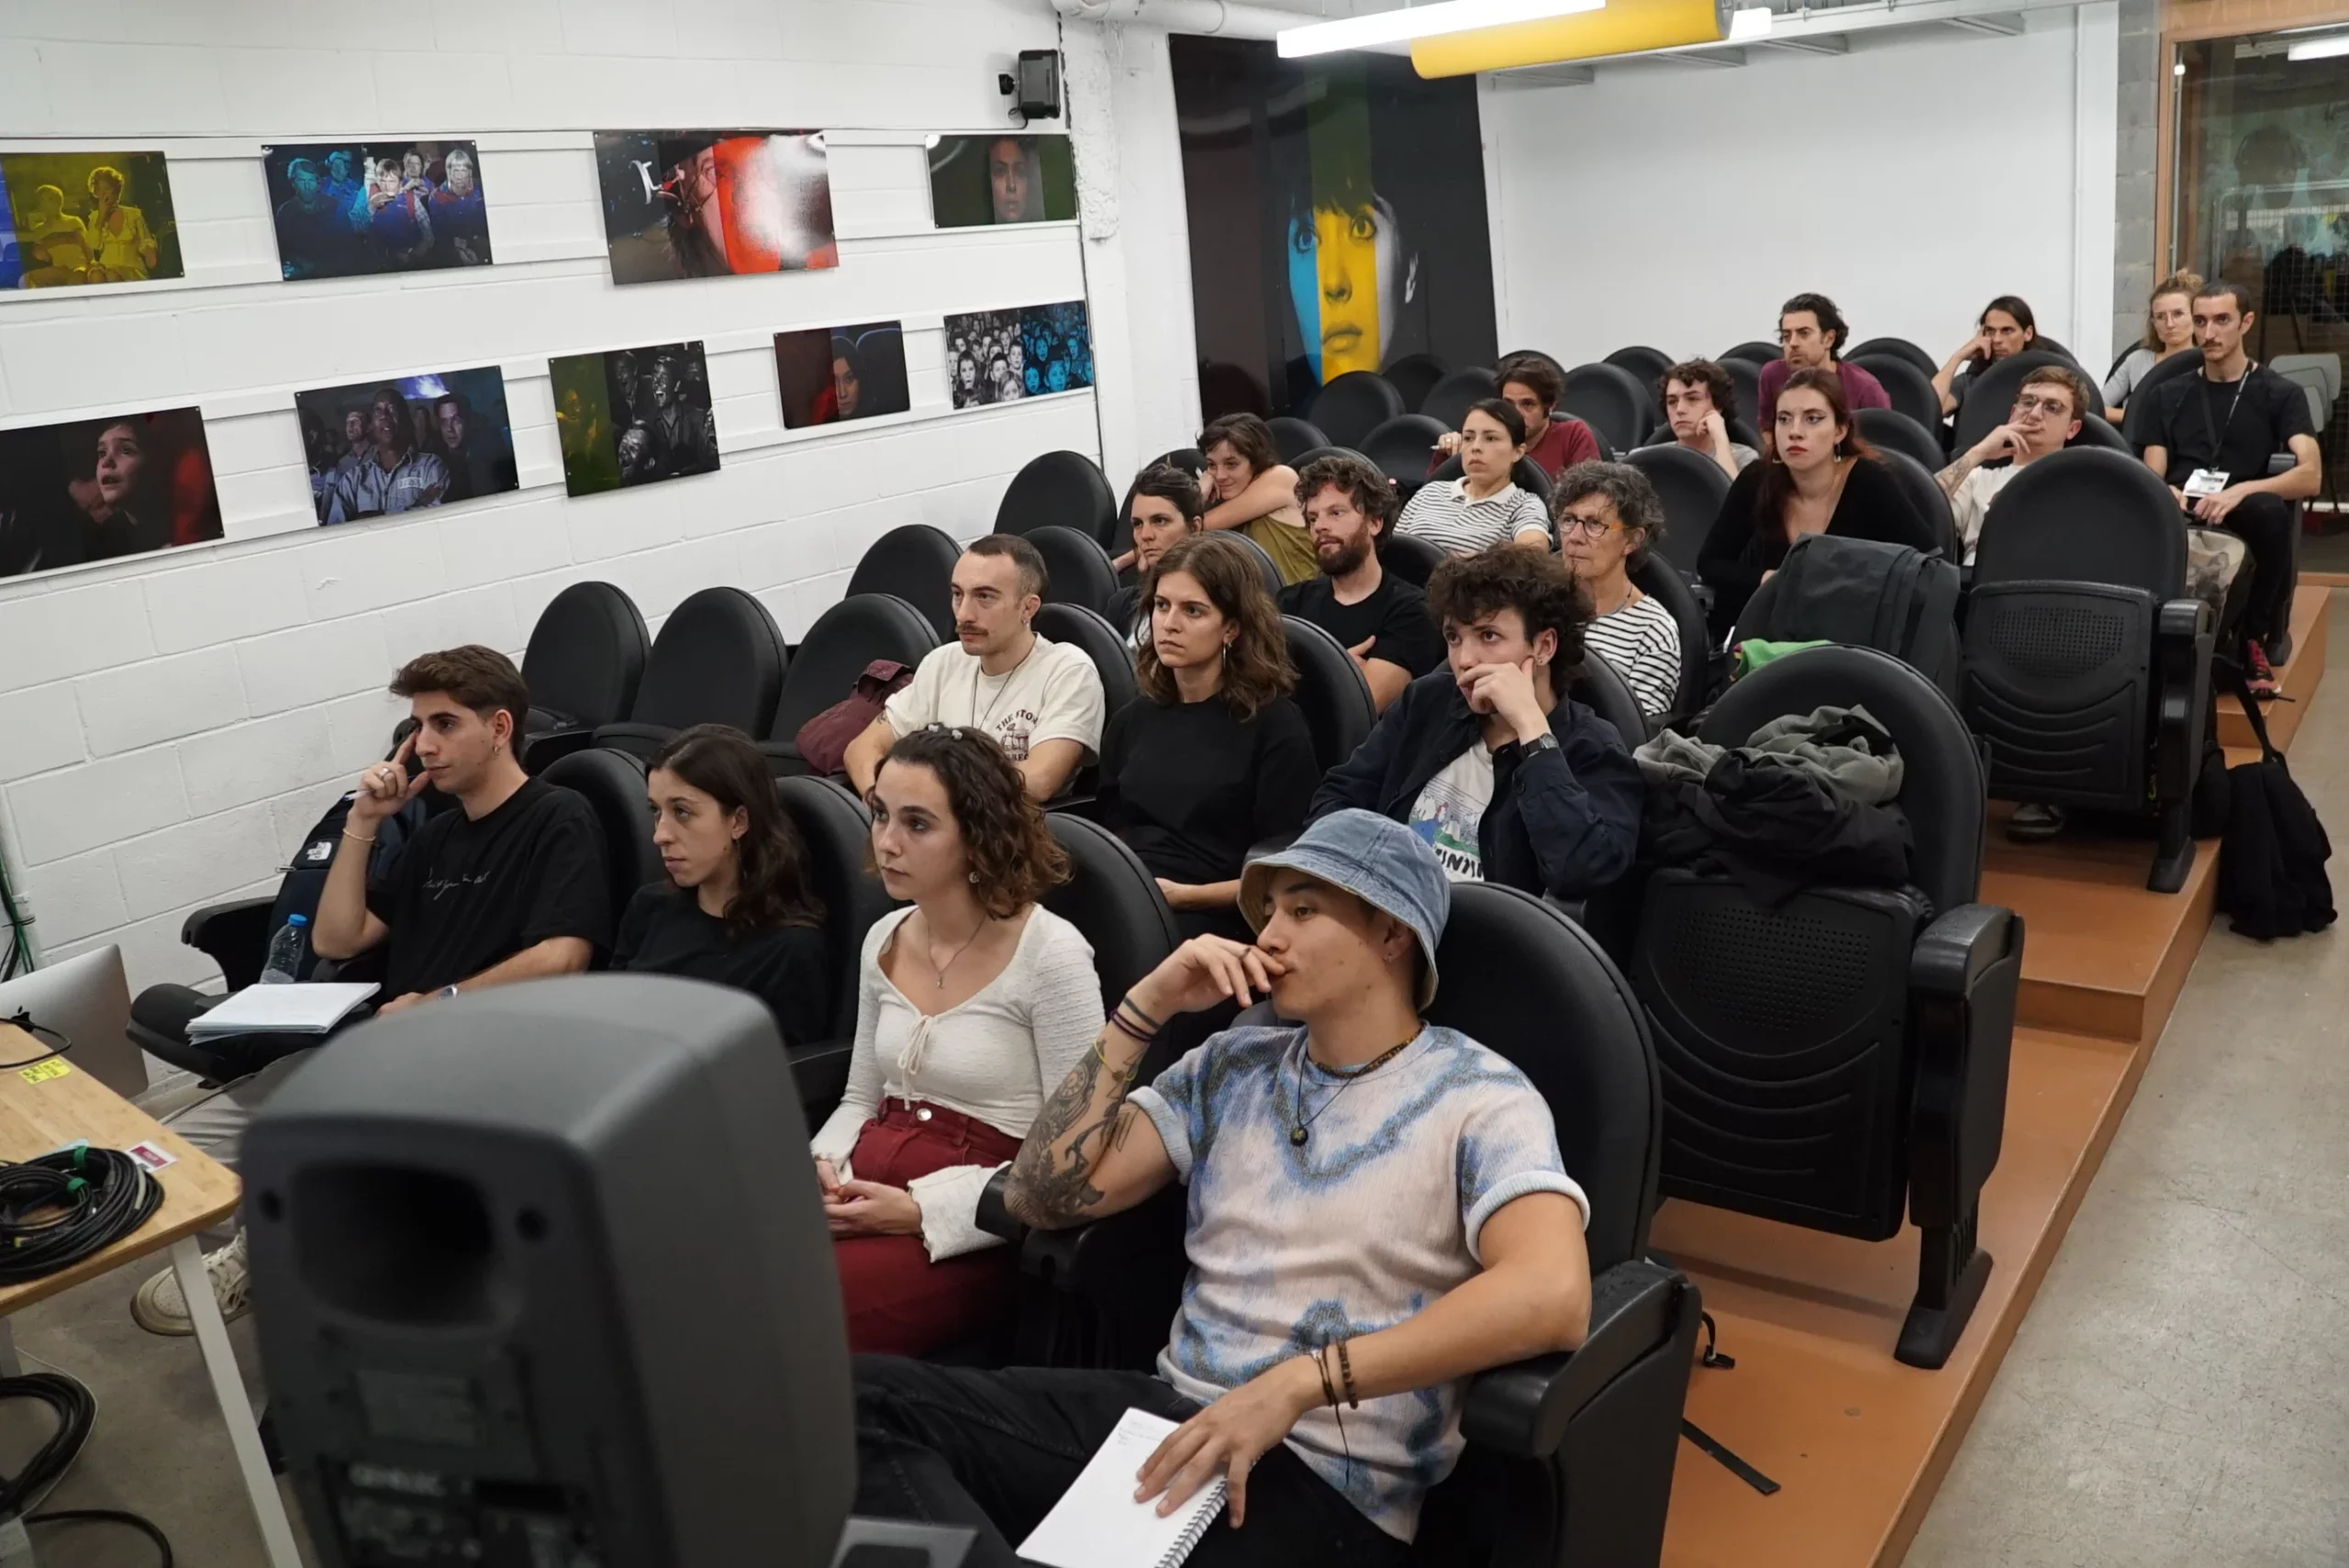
[20,1061,72,1084]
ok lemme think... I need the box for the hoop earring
[968,870,980,884]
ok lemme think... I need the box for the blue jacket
[1308,668,1642,899]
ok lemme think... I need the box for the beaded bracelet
[1336,1339,1359,1409]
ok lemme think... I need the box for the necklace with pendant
[1289,1035,1416,1147]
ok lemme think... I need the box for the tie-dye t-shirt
[1129,1023,1586,1542]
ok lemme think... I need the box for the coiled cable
[0,1371,173,1564]
[0,1146,164,1285]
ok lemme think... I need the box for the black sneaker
[2006,802,2069,842]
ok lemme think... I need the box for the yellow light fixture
[1412,0,1732,76]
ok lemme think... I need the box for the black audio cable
[0,1145,163,1284]
[0,1372,173,1564]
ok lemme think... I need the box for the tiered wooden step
[1651,590,2332,1568]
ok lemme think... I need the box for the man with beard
[327,385,449,521]
[1278,451,1442,713]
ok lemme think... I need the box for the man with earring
[129,644,609,1336]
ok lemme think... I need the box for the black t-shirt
[613,884,831,1048]
[1278,572,1444,679]
[1097,694,1319,886]
[1696,457,1938,639]
[366,778,612,998]
[2146,361,2317,488]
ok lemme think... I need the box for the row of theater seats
[973,429,2205,899]
[468,528,2025,1366]
[190,638,2014,1564]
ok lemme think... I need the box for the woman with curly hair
[618,725,830,1047]
[810,724,1103,1354]
[1097,532,1319,938]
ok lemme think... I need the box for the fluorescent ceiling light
[1728,7,1772,39]
[2286,32,2349,60]
[1277,0,1609,58]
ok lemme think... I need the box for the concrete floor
[1910,588,2349,1567]
[5,600,2345,1567]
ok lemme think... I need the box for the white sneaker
[130,1231,250,1336]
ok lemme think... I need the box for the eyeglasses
[2010,395,2075,418]
[1556,514,1622,539]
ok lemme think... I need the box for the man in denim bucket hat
[849,807,1592,1565]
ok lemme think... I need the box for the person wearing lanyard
[2141,281,2323,693]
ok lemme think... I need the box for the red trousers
[837,1099,1023,1357]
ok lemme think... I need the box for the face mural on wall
[1172,39,1496,417]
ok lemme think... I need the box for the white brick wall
[0,0,1210,991]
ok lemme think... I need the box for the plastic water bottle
[259,914,309,985]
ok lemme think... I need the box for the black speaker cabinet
[246,975,852,1567]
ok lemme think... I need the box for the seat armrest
[1020,1185,1189,1307]
[182,896,275,991]
[519,725,595,774]
[2153,597,2213,802]
[1459,1258,1688,1459]
[977,1166,1026,1246]
[1909,903,2017,996]
[2266,450,2295,478]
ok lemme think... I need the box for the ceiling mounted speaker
[1412,0,1731,76]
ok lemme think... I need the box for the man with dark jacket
[1309,543,1642,901]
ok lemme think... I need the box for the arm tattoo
[1007,1028,1138,1228]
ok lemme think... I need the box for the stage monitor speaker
[245,975,852,1568]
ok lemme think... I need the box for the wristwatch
[437,984,461,1001]
[1524,732,1562,757]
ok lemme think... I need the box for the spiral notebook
[1016,1407,1228,1568]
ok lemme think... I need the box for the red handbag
[793,660,915,775]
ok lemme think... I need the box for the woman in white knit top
[809,725,1103,1355]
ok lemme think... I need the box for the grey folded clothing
[1633,703,1903,804]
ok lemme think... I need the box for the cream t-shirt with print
[882,636,1106,762]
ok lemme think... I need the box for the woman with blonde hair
[2104,269,2203,421]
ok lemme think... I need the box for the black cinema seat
[994,450,1116,542]
[1559,362,1653,454]
[1280,615,1375,773]
[848,523,963,644]
[1855,407,1948,475]
[1630,644,2024,1368]
[1021,525,1119,616]
[593,587,788,762]
[1266,417,1330,465]
[977,882,1699,1567]
[774,775,897,1125]
[1420,365,1500,432]
[1361,414,1451,493]
[518,581,651,773]
[1305,372,1405,450]
[760,593,940,779]
[1624,443,1729,582]
[1960,448,2216,892]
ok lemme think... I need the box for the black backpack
[1731,534,1963,700]
[2213,664,2334,940]
[268,788,434,979]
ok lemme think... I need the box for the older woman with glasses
[1552,463,1680,720]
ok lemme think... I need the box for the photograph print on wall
[0,151,182,289]
[0,407,220,580]
[263,140,492,281]
[594,131,837,285]
[551,341,720,497]
[945,302,1094,409]
[295,367,518,525]
[928,134,1077,228]
[774,321,911,429]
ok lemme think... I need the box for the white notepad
[187,983,380,1039]
[1017,1407,1229,1568]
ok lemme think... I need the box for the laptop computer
[0,946,149,1099]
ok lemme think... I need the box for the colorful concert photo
[295,367,518,525]
[594,131,837,285]
[552,341,721,497]
[0,408,221,579]
[774,322,911,429]
[0,151,182,290]
[262,140,493,281]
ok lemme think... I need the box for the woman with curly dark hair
[810,724,1102,1354]
[618,724,830,1047]
[1098,533,1318,938]
[1310,543,1642,900]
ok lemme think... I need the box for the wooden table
[0,1022,302,1568]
